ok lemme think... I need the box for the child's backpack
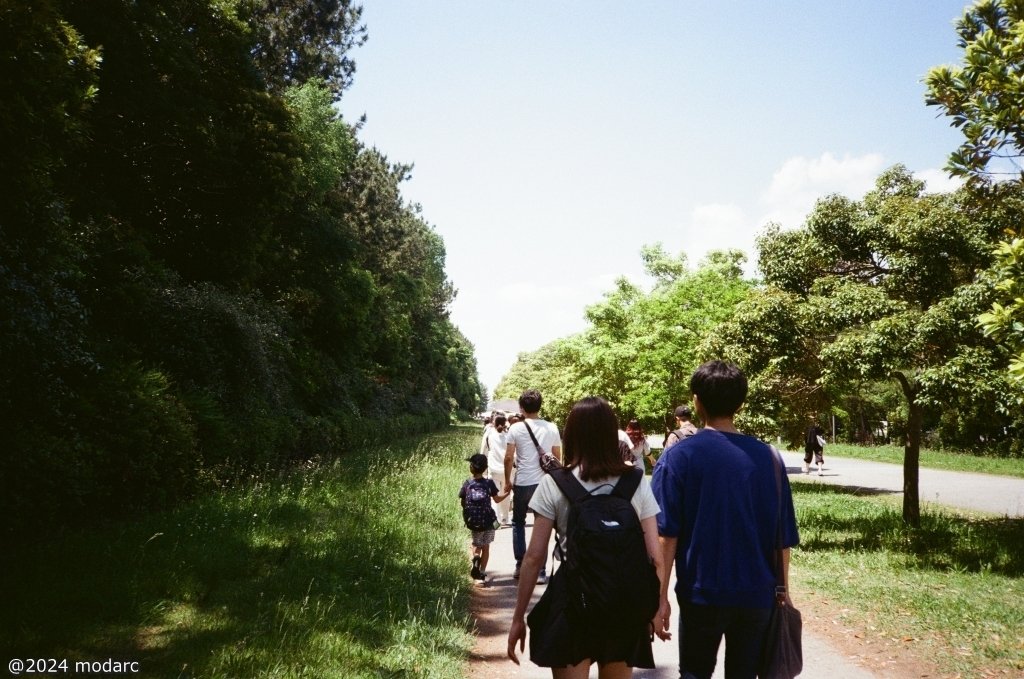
[549,467,659,632]
[461,478,497,531]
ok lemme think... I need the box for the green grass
[791,483,1024,676]
[1,427,481,678]
[9,426,1022,678]
[808,443,1024,478]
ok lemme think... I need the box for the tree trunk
[894,372,922,527]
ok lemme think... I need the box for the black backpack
[549,467,660,630]
[461,478,497,531]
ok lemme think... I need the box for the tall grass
[1,428,481,678]
[792,483,1024,676]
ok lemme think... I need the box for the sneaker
[513,564,521,580]
[537,571,548,585]
[471,556,481,580]
[802,462,810,474]
[817,466,824,477]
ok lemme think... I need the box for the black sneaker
[471,555,482,580]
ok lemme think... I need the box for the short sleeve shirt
[652,428,799,609]
[530,467,660,555]
[483,429,508,473]
[506,418,562,486]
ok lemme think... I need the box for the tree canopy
[926,0,1024,385]
[0,0,482,540]
[496,248,752,431]
[729,166,1024,524]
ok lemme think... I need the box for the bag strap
[548,467,589,504]
[610,466,643,501]
[522,419,548,463]
[769,446,788,603]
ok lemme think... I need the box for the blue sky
[339,1,972,394]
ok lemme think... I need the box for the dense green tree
[496,248,751,432]
[751,166,1023,525]
[926,0,1024,382]
[495,336,589,427]
[0,1,481,539]
[240,0,367,99]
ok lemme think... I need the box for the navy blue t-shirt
[652,428,799,608]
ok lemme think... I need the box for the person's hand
[653,599,673,641]
[507,616,526,664]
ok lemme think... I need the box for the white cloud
[758,152,886,228]
[452,273,619,394]
[682,203,751,265]
[915,167,964,194]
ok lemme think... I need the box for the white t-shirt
[529,467,660,555]
[483,428,508,474]
[629,439,651,468]
[618,430,651,468]
[506,418,562,486]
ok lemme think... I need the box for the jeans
[678,601,773,679]
[511,483,546,573]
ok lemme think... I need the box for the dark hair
[519,389,542,414]
[494,414,507,432]
[674,405,692,420]
[563,396,631,481]
[690,360,747,418]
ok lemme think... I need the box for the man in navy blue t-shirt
[652,360,799,679]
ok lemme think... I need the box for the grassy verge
[791,483,1024,676]
[814,443,1024,479]
[1,427,481,678]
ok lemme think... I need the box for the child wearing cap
[459,453,511,582]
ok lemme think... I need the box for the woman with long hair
[507,396,670,678]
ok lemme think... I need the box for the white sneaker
[817,465,824,476]
[802,462,810,474]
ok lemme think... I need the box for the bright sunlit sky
[339,1,972,395]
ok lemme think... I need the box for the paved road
[468,456,1024,677]
[776,450,1024,517]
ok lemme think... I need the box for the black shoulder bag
[760,446,803,678]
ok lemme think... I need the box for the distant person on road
[460,453,511,582]
[804,423,826,476]
[652,361,799,679]
[484,414,512,524]
[505,389,562,583]
[507,396,669,677]
[663,405,699,449]
[618,419,653,472]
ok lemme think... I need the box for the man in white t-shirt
[504,389,561,583]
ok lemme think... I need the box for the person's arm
[507,514,555,664]
[641,516,671,641]
[655,535,677,641]
[781,547,793,606]
[504,442,516,487]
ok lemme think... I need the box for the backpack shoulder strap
[610,467,643,500]
[548,467,589,504]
